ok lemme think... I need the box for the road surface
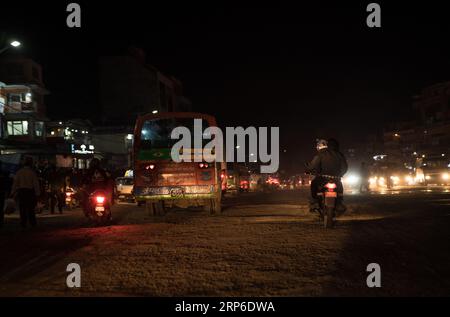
[1,187,450,296]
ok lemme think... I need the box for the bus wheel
[209,197,222,215]
[156,201,165,216]
[146,201,165,216]
[145,201,155,215]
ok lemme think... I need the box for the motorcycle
[65,187,78,210]
[316,177,341,229]
[84,189,112,225]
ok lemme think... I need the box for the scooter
[65,187,78,210]
[84,189,112,225]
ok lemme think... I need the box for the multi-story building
[413,81,450,125]
[0,58,49,144]
[99,48,191,125]
[46,119,94,169]
[0,58,51,171]
[381,81,450,167]
[95,48,192,171]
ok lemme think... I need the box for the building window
[9,94,21,103]
[35,121,44,137]
[32,66,40,81]
[24,92,32,103]
[7,121,28,136]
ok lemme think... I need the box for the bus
[132,112,226,215]
[415,155,450,186]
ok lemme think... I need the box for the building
[46,119,94,169]
[381,81,450,167]
[89,125,133,172]
[0,58,96,171]
[413,81,450,125]
[99,48,191,125]
[0,57,49,149]
[95,48,192,171]
[0,57,48,116]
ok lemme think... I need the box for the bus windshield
[139,118,211,150]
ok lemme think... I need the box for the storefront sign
[71,144,94,154]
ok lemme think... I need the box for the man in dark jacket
[0,162,13,228]
[11,157,41,228]
[305,139,348,212]
[81,158,110,214]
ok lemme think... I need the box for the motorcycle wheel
[324,206,335,229]
[95,213,112,226]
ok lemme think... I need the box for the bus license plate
[170,187,185,197]
[325,192,337,198]
[95,206,105,212]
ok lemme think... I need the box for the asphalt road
[1,187,450,296]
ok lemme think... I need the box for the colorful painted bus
[133,112,226,215]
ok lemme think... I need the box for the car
[115,177,134,202]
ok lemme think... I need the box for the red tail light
[325,183,337,191]
[96,196,105,204]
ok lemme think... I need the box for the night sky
[1,1,450,170]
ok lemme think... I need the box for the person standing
[359,161,370,193]
[11,157,41,228]
[0,162,13,228]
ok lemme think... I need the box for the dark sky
[1,1,450,169]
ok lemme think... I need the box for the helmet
[90,158,100,169]
[327,138,340,151]
[316,139,328,151]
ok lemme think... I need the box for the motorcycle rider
[305,138,348,213]
[82,158,110,214]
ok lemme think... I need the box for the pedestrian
[46,165,64,214]
[0,162,13,228]
[11,157,41,228]
[359,162,370,193]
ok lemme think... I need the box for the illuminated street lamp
[0,40,21,55]
[152,110,158,114]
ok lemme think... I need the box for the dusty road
[1,187,450,296]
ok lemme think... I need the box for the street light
[0,40,21,55]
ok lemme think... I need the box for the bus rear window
[140,118,211,149]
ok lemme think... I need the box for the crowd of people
[0,157,121,229]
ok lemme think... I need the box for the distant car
[115,177,134,202]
